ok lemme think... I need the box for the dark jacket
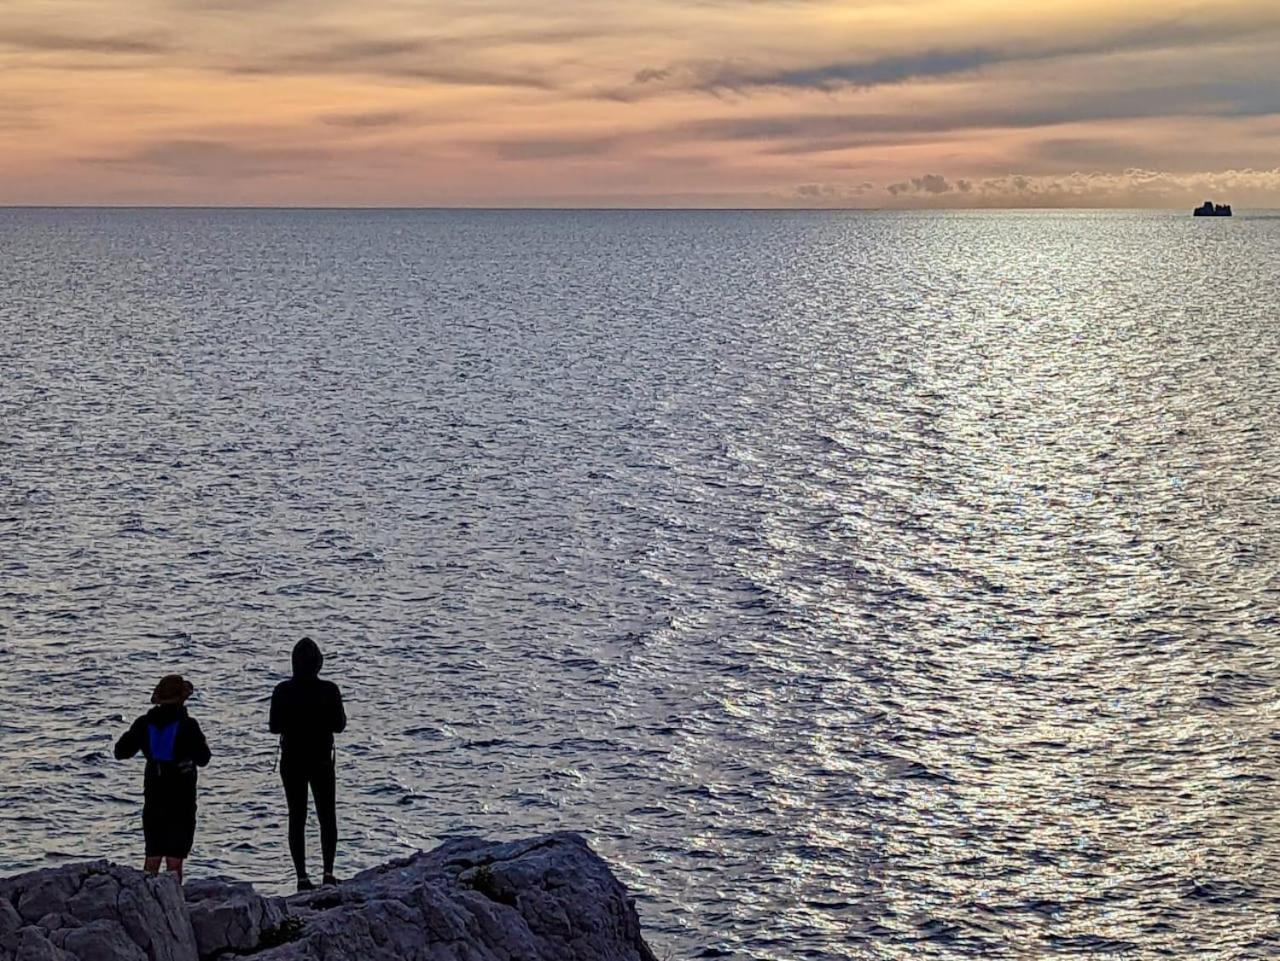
[114,704,211,807]
[270,639,346,764]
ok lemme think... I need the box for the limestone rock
[0,862,198,961]
[183,878,285,958]
[0,900,23,940]
[266,832,657,961]
[8,927,70,961]
[0,834,657,961]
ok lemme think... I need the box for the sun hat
[151,674,195,705]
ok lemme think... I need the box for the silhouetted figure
[270,637,347,891]
[114,674,211,884]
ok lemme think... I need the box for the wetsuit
[270,639,347,879]
[114,705,211,858]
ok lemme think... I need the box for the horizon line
[0,204,1262,213]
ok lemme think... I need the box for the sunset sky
[4,0,1280,207]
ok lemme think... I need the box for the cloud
[628,48,996,96]
[0,29,171,56]
[792,181,875,202]
[615,12,1280,100]
[6,0,1280,205]
[1032,137,1168,168]
[282,38,427,64]
[887,173,954,195]
[166,0,303,8]
[318,109,418,128]
[0,113,43,131]
[221,34,553,89]
[480,135,620,160]
[0,94,45,130]
[645,61,1280,162]
[89,139,329,179]
[879,167,1280,207]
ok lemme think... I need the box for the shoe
[297,876,315,893]
[322,873,339,887]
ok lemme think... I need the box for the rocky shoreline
[0,833,658,961]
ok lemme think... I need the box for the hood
[292,637,324,678]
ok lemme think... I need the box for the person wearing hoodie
[269,637,347,891]
[114,674,212,884]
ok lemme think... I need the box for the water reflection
[1,209,1279,959]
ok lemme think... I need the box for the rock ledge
[0,832,657,961]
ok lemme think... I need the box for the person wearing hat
[270,637,347,891]
[114,674,212,883]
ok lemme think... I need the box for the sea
[2,208,1279,959]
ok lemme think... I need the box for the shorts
[143,803,197,859]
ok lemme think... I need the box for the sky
[3,0,1280,207]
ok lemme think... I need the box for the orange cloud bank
[3,0,1280,206]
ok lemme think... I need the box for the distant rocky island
[0,833,658,961]
[1193,200,1232,217]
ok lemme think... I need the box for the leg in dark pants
[309,762,337,877]
[281,758,311,880]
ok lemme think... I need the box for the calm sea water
[2,208,1279,959]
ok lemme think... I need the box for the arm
[331,685,347,735]
[186,718,212,768]
[269,684,283,734]
[114,717,144,760]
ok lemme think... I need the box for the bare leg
[164,858,184,884]
[143,857,162,875]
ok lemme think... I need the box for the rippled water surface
[3,209,1280,958]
